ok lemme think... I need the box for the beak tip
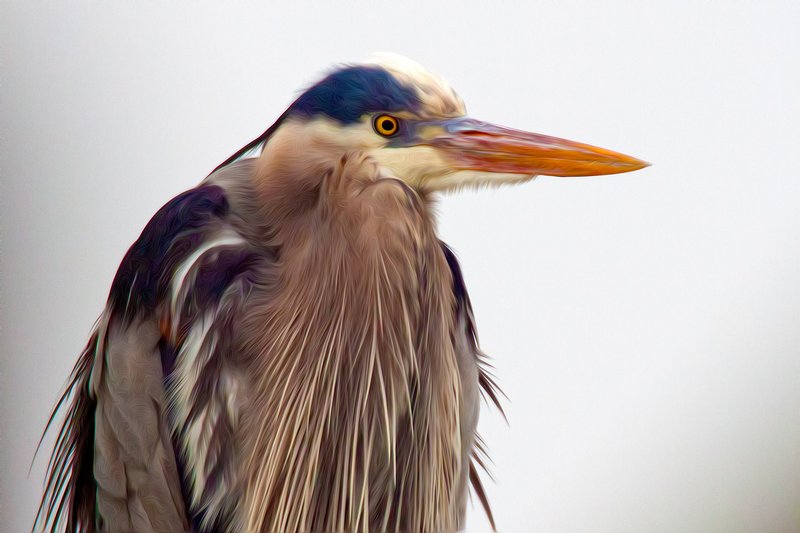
[617,155,650,174]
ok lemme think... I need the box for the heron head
[251,55,648,192]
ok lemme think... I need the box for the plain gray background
[2,2,800,532]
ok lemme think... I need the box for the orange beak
[427,118,649,177]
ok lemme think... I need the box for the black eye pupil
[381,119,394,132]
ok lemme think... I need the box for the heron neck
[231,152,465,533]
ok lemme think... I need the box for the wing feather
[36,177,264,532]
[440,242,502,532]
[34,327,98,533]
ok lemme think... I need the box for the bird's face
[256,55,647,193]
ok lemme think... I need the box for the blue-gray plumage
[291,66,420,123]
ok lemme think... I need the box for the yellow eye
[373,115,400,137]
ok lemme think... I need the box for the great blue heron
[36,55,647,533]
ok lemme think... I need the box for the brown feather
[222,146,466,532]
[34,326,99,533]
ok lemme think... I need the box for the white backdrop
[2,2,800,532]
